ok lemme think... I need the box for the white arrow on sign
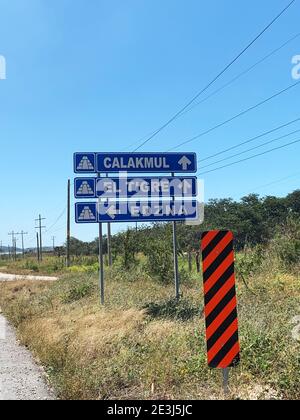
[178,180,192,194]
[106,205,119,219]
[178,156,192,170]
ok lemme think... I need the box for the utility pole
[15,231,28,257]
[66,179,71,267]
[36,232,40,262]
[52,236,56,251]
[8,231,16,261]
[35,215,46,262]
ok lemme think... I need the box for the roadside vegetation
[0,191,299,400]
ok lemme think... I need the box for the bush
[67,263,99,274]
[236,245,264,278]
[25,260,40,272]
[107,265,150,283]
[144,239,174,284]
[272,218,300,270]
[62,279,95,303]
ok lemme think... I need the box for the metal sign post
[172,221,180,300]
[107,223,112,267]
[98,220,105,305]
[222,368,230,396]
[171,172,180,300]
[97,170,105,305]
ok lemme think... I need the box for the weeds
[0,235,299,400]
[143,297,200,321]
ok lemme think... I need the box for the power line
[239,171,300,196]
[133,0,297,151]
[200,129,300,170]
[179,31,300,118]
[127,31,300,154]
[122,128,161,152]
[169,80,300,151]
[198,137,300,176]
[129,31,300,155]
[46,206,67,234]
[198,116,300,163]
[127,32,300,154]
[49,225,66,235]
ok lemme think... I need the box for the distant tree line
[65,190,300,257]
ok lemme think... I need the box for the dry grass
[0,264,299,400]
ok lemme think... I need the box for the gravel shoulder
[0,315,55,400]
[0,272,56,400]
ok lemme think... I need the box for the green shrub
[272,218,300,270]
[62,279,95,303]
[144,239,174,284]
[25,260,40,272]
[67,263,99,274]
[236,245,264,278]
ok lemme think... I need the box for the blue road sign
[75,200,198,223]
[74,152,197,173]
[74,153,96,173]
[74,176,198,199]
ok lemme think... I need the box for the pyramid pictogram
[79,206,96,221]
[77,181,94,195]
[77,156,94,171]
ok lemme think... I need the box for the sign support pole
[107,222,112,267]
[222,368,230,396]
[99,221,105,305]
[171,172,180,300]
[66,179,71,267]
[98,173,105,305]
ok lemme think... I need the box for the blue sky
[0,0,300,247]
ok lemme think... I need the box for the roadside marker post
[74,152,201,303]
[200,230,240,395]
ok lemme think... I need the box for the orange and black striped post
[201,230,240,370]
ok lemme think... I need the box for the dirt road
[0,272,58,282]
[0,273,56,400]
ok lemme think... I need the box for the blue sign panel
[74,152,197,173]
[74,178,96,198]
[74,153,96,173]
[74,177,198,199]
[75,200,198,223]
[96,153,197,173]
